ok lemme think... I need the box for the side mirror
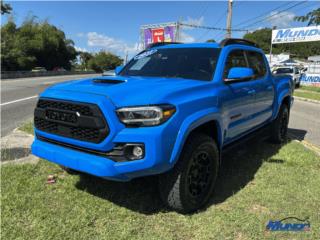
[225,67,254,83]
[115,65,124,75]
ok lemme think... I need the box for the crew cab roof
[148,38,259,50]
[153,42,220,49]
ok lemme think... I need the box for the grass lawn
[18,121,34,135]
[294,90,320,101]
[2,134,320,240]
[300,85,320,93]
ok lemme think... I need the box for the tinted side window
[246,51,267,79]
[224,50,247,78]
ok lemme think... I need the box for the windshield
[275,68,293,74]
[120,47,220,81]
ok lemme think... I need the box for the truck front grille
[34,98,109,143]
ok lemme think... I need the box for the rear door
[246,50,274,126]
[222,49,257,143]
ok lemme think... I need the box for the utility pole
[125,51,128,64]
[269,26,277,64]
[176,17,183,42]
[226,0,233,38]
[176,21,180,42]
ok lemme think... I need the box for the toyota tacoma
[32,39,293,213]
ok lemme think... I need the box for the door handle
[247,89,256,95]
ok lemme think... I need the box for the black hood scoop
[93,79,125,84]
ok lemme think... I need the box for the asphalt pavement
[1,76,319,147]
[1,74,98,137]
[289,99,320,147]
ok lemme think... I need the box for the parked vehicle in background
[102,69,115,76]
[273,66,301,88]
[31,67,47,72]
[32,39,294,213]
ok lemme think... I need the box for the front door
[221,49,257,143]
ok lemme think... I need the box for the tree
[243,28,273,53]
[295,8,320,26]
[1,16,78,71]
[79,51,93,70]
[88,51,123,73]
[243,28,320,59]
[1,0,12,15]
[206,39,216,43]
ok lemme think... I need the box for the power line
[196,8,228,42]
[193,2,209,20]
[213,1,289,41]
[184,0,315,43]
[213,1,311,41]
[191,2,212,42]
[197,2,210,20]
[211,12,229,40]
[241,1,308,29]
[233,2,292,28]
[179,22,248,32]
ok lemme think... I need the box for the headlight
[116,105,176,126]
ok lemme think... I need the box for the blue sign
[300,73,320,87]
[272,26,320,44]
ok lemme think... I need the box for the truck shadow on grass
[75,128,307,214]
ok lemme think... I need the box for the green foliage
[300,85,320,93]
[295,8,320,26]
[243,28,320,59]
[206,39,216,43]
[1,16,77,71]
[1,0,12,15]
[88,51,123,73]
[19,121,34,135]
[243,28,272,53]
[78,51,93,70]
[294,90,320,101]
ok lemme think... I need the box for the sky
[2,1,319,58]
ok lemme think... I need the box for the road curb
[289,134,320,156]
[294,96,320,104]
[299,140,320,156]
[1,128,38,164]
[1,72,96,80]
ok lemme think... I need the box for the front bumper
[32,123,179,181]
[31,90,182,181]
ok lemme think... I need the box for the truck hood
[48,76,207,107]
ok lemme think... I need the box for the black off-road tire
[270,104,289,144]
[158,133,219,213]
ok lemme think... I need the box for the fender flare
[169,107,223,165]
[273,90,292,120]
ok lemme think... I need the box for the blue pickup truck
[32,39,293,213]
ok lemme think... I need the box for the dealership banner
[143,25,176,48]
[300,73,320,87]
[272,26,320,44]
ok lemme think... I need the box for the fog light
[133,146,143,158]
[123,144,145,160]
